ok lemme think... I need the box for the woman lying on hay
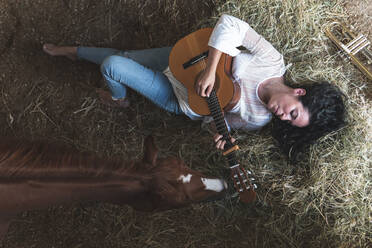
[43,14,346,160]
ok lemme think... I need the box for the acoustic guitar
[169,28,257,203]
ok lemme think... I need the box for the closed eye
[290,110,298,120]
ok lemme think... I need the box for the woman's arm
[195,47,222,97]
[208,14,261,56]
[195,15,263,98]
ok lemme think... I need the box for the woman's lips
[274,106,279,115]
[269,105,279,116]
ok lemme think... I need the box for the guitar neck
[206,89,239,167]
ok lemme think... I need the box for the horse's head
[131,136,227,211]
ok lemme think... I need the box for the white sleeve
[208,14,261,57]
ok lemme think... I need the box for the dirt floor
[0,0,371,247]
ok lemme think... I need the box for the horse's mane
[0,138,138,179]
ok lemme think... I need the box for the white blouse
[164,14,286,131]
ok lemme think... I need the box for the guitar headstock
[230,164,257,203]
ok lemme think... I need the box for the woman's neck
[257,76,286,104]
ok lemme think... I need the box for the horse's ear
[143,136,158,166]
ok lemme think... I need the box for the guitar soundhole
[194,70,220,95]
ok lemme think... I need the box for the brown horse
[0,136,227,238]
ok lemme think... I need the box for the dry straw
[201,0,371,247]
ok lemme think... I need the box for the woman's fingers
[214,134,226,150]
[213,134,235,150]
[197,82,212,97]
[214,134,222,142]
[195,71,215,97]
[215,139,225,150]
[200,84,209,97]
[196,83,206,96]
[205,85,213,97]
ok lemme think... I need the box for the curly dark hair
[271,82,346,161]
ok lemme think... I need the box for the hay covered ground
[0,0,371,247]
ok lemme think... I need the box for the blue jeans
[77,46,183,114]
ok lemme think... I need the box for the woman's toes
[43,44,77,60]
[43,43,57,56]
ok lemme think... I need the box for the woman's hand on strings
[214,133,236,151]
[195,70,215,97]
[195,47,223,98]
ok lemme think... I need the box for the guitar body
[169,28,236,116]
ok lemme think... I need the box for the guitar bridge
[183,51,209,69]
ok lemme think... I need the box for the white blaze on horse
[0,136,227,238]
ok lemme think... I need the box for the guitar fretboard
[206,89,238,168]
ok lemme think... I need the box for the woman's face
[267,88,310,127]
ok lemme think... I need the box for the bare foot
[96,89,130,108]
[43,44,78,60]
